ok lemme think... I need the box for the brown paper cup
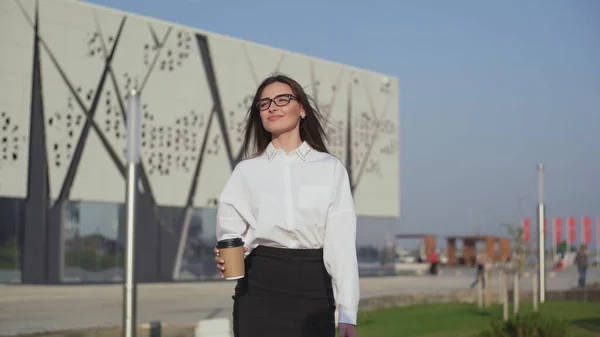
[217,238,245,280]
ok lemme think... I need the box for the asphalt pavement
[0,266,596,336]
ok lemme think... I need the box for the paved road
[0,266,596,336]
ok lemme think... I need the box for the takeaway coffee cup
[217,237,245,280]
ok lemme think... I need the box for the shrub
[480,312,571,337]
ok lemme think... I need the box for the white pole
[477,275,483,309]
[552,218,557,262]
[484,270,490,308]
[597,217,600,267]
[536,164,546,304]
[123,89,141,337]
[532,273,538,311]
[497,269,501,300]
[502,270,508,321]
[513,272,519,315]
[581,216,584,246]
[567,218,571,255]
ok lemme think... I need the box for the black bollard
[150,321,162,337]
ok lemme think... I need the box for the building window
[0,197,24,283]
[176,208,218,281]
[62,201,124,282]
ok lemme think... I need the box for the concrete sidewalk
[1,266,596,336]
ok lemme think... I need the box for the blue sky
[86,0,600,248]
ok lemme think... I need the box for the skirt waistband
[251,245,324,261]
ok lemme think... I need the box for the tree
[556,241,576,255]
[505,224,527,276]
[504,223,529,315]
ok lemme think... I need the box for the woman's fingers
[214,247,225,278]
[215,246,248,279]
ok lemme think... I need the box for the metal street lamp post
[536,164,546,304]
[123,89,141,337]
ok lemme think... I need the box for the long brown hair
[241,74,329,158]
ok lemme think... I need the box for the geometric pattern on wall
[0,111,27,172]
[0,0,35,198]
[0,0,400,219]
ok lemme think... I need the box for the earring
[301,115,306,119]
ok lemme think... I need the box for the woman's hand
[339,323,357,337]
[214,246,249,279]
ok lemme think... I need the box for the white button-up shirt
[216,141,360,325]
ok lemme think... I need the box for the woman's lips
[268,115,282,121]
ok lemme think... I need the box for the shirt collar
[266,141,313,163]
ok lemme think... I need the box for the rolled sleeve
[323,160,360,325]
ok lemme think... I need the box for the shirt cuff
[338,308,357,325]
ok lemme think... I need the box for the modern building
[0,0,400,284]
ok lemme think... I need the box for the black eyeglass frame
[257,94,297,111]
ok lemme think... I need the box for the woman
[214,74,359,337]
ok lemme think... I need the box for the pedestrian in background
[574,245,588,289]
[470,252,487,289]
[428,250,439,275]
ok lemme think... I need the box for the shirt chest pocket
[297,186,331,225]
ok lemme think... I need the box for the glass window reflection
[63,201,123,282]
[177,208,218,281]
[0,197,23,283]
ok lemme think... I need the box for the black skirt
[232,245,336,337]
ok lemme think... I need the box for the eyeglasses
[257,94,297,111]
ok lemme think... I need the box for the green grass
[355,301,600,337]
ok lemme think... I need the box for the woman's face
[258,82,305,137]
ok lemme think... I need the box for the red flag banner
[523,218,531,244]
[568,217,576,244]
[554,217,563,243]
[583,216,592,244]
